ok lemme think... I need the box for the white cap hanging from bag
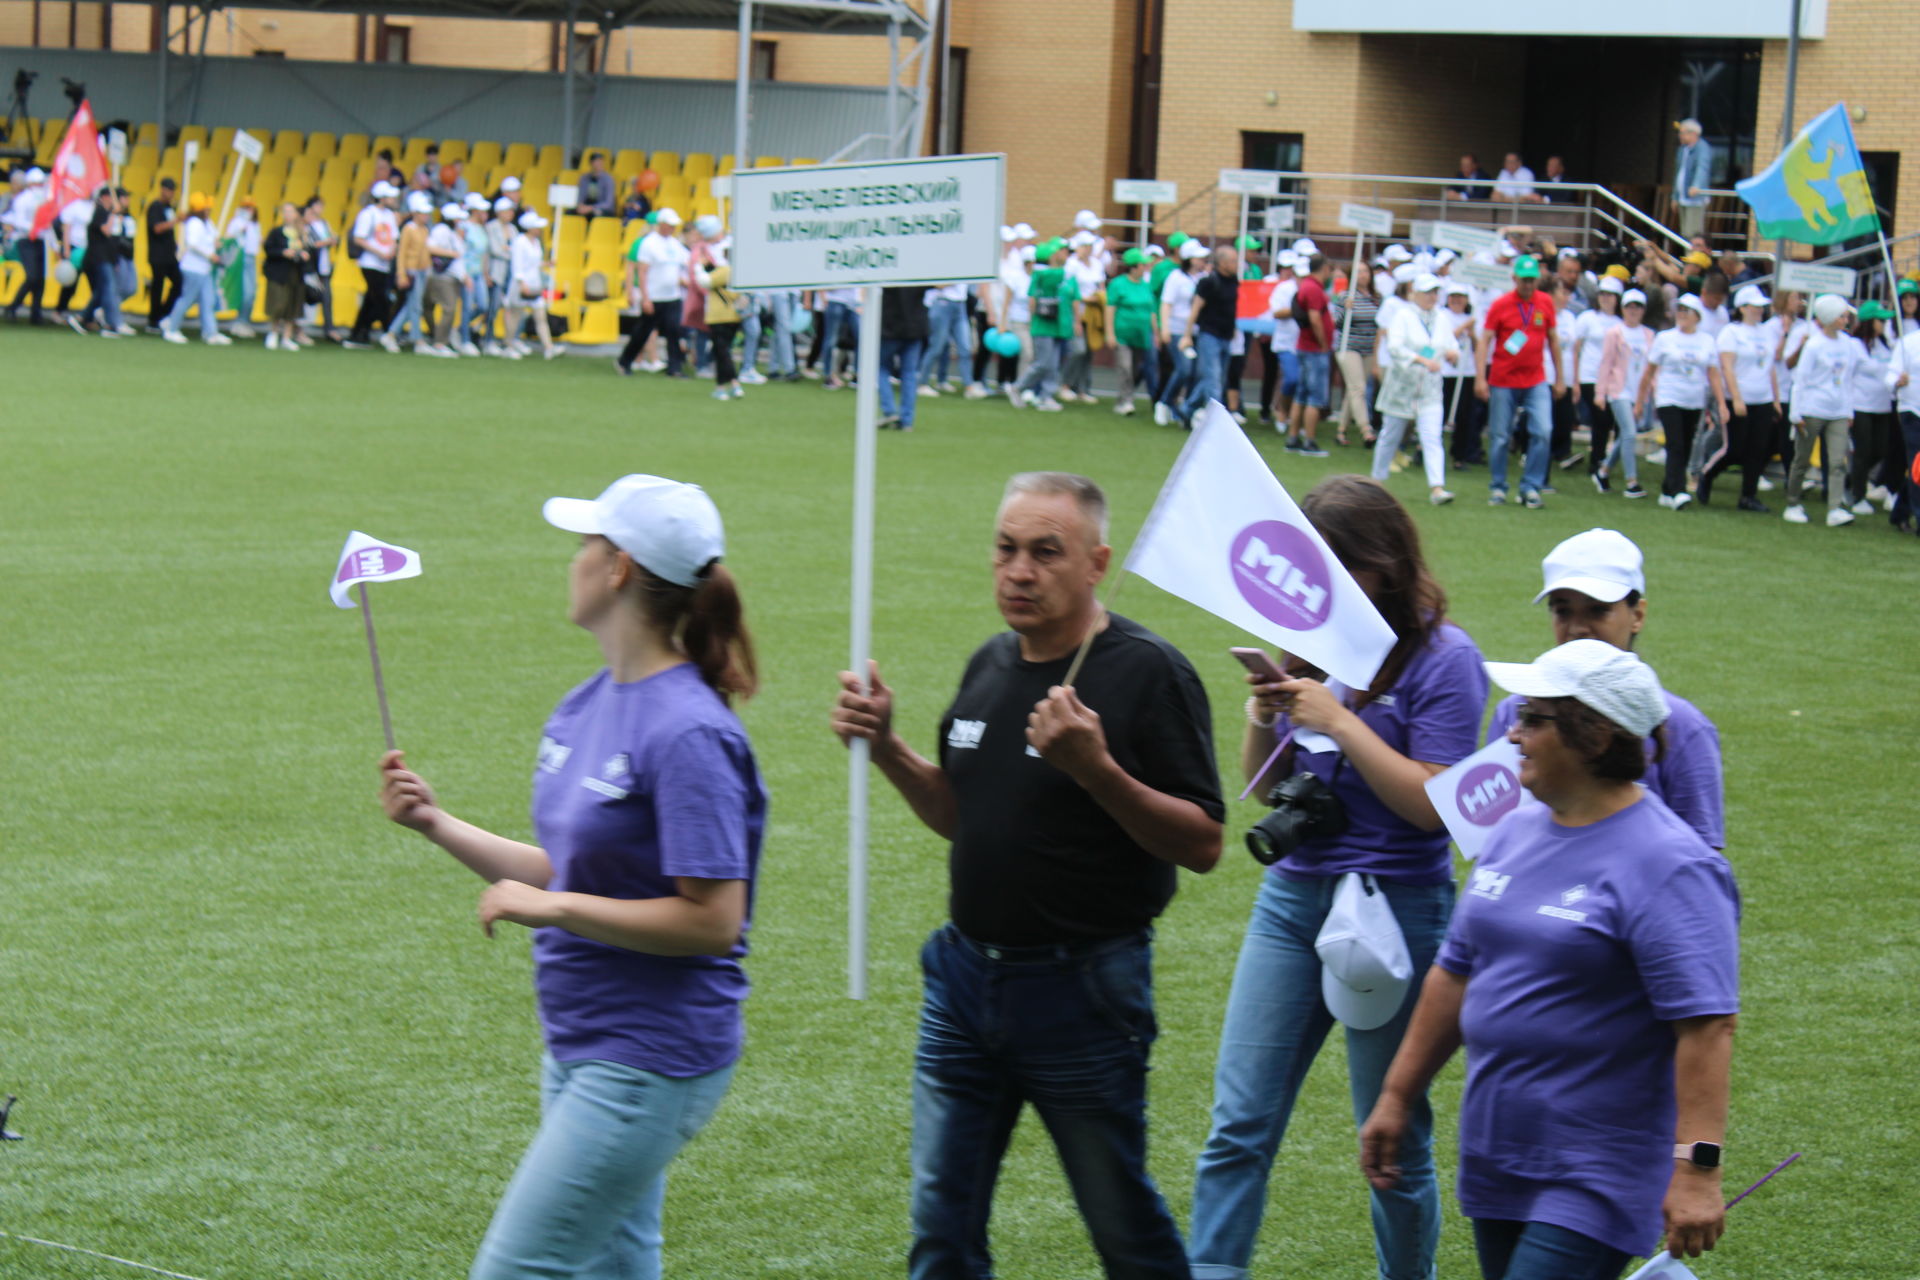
[1314,872,1414,1030]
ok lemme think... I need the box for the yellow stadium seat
[646,150,681,176]
[135,122,159,147]
[692,196,720,219]
[614,148,646,175]
[181,124,211,148]
[586,218,620,249]
[753,156,785,168]
[718,155,735,175]
[321,156,356,184]
[682,153,714,180]
[502,142,536,172]
[567,300,621,344]
[131,143,159,170]
[468,140,502,174]
[304,130,336,159]
[336,133,370,163]
[557,212,588,244]
[400,137,431,169]
[556,167,582,186]
[438,138,468,164]
[536,143,565,171]
[791,158,819,167]
[272,129,304,156]
[372,134,403,160]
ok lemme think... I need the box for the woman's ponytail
[682,564,757,702]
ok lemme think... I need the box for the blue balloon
[789,308,814,336]
[989,328,1021,358]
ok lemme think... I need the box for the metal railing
[1741,229,1920,295]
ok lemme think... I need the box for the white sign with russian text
[1338,202,1394,237]
[1114,178,1178,206]
[1219,169,1283,197]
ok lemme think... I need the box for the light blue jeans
[1605,397,1648,483]
[1189,873,1454,1280]
[469,1054,735,1280]
[393,273,428,343]
[765,291,798,375]
[163,269,220,339]
[1485,382,1552,497]
[923,297,971,385]
[740,305,764,372]
[1179,330,1231,424]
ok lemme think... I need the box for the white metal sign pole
[848,281,882,1001]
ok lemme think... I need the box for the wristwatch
[1674,1141,1723,1169]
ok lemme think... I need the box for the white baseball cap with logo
[1485,639,1670,738]
[1315,873,1414,1030]
[1533,528,1645,604]
[543,475,726,588]
[370,181,400,200]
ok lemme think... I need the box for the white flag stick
[358,583,396,752]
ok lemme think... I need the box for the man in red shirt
[1287,253,1333,457]
[1474,255,1566,507]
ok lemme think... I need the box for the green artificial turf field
[3,327,1915,1279]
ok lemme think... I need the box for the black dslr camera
[1245,771,1347,865]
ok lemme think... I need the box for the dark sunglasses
[1515,709,1559,731]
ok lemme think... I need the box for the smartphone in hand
[1229,647,1286,684]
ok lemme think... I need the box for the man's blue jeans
[911,925,1188,1280]
[1179,330,1231,424]
[1486,382,1553,497]
[1158,344,1198,410]
[393,273,427,344]
[470,1054,735,1280]
[1470,1220,1632,1280]
[923,297,971,385]
[1189,873,1453,1280]
[765,291,798,375]
[821,300,860,381]
[880,337,924,426]
[163,269,221,339]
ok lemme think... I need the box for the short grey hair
[1001,472,1110,544]
[1679,118,1703,134]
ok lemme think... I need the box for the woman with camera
[1361,640,1739,1280]
[1189,476,1488,1280]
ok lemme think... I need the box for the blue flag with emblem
[1735,103,1879,245]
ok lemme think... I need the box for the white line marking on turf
[0,1228,215,1279]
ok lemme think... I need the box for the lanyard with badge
[1504,299,1534,357]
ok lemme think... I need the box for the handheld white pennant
[329,531,422,750]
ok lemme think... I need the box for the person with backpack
[1288,253,1335,456]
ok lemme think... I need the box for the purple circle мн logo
[336,546,408,583]
[1228,520,1333,631]
[1456,761,1521,827]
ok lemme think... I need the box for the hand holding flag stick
[330,531,423,751]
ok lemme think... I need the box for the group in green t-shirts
[1104,248,1163,416]
[1007,237,1082,411]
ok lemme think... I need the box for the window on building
[251,48,286,58]
[751,39,777,81]
[569,30,598,73]
[937,47,967,156]
[1861,151,1900,228]
[375,19,410,64]
[1241,131,1306,231]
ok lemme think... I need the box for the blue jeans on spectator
[1895,410,1920,527]
[1605,397,1649,484]
[1189,873,1453,1280]
[821,301,860,382]
[80,257,123,330]
[393,273,427,344]
[1014,334,1064,401]
[1470,1220,1631,1280]
[464,275,492,345]
[1158,343,1198,411]
[1486,381,1553,498]
[1296,350,1332,410]
[923,297,970,385]
[911,924,1188,1280]
[1179,330,1231,424]
[881,337,925,426]
[740,305,764,373]
[765,292,798,375]
[1274,348,1301,401]
[469,1054,735,1280]
[164,269,221,339]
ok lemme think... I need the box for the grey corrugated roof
[147,0,920,37]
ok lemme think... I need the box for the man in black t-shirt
[145,177,182,329]
[833,471,1223,1279]
[1175,245,1241,428]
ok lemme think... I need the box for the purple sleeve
[1404,629,1490,767]
[1623,857,1741,1021]
[1659,709,1726,850]
[653,726,753,881]
[1485,694,1519,748]
[1435,903,1476,977]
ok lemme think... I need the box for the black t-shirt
[85,203,119,266]
[1193,270,1239,340]
[262,226,301,284]
[938,613,1223,947]
[146,198,177,262]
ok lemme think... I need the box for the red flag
[31,100,108,239]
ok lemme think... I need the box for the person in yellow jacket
[696,257,744,402]
[392,190,434,349]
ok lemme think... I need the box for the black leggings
[1659,405,1704,497]
[709,320,740,386]
[1700,402,1776,504]
[350,268,391,342]
[618,298,685,374]
[1849,410,1897,502]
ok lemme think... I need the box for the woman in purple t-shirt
[1190,476,1487,1280]
[1361,640,1739,1280]
[379,474,766,1280]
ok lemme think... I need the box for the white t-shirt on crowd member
[1697,301,1730,339]
[1494,166,1536,200]
[636,230,689,303]
[178,214,218,275]
[225,214,262,257]
[509,231,546,298]
[1850,336,1894,414]
[1647,327,1719,409]
[1572,309,1620,384]
[427,223,465,279]
[1715,322,1777,405]
[352,204,398,272]
[1066,254,1105,302]
[1268,277,1299,351]
[1162,268,1198,336]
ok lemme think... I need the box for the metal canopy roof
[170,0,922,37]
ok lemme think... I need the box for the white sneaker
[1230,410,1247,426]
[963,382,988,400]
[1430,489,1455,505]
[1782,504,1808,524]
[380,333,400,353]
[1006,384,1025,409]
[281,338,299,353]
[544,346,562,360]
[1867,484,1890,503]
[1658,494,1676,509]
[740,369,768,385]
[498,345,523,360]
[114,324,136,337]
[919,384,941,398]
[1826,506,1855,527]
[265,333,280,350]
[1056,388,1080,403]
[1757,475,1775,491]
[1647,447,1668,466]
[1115,401,1135,416]
[1035,398,1064,412]
[1153,402,1171,426]
[1850,499,1874,516]
[1671,492,1692,511]
[457,341,482,357]
[205,332,233,346]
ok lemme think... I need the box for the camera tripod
[3,68,39,163]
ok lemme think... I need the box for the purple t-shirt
[1486,690,1724,849]
[1437,795,1740,1255]
[1273,622,1487,884]
[529,663,767,1077]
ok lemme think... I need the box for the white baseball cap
[25,166,47,183]
[1315,873,1413,1031]
[1733,284,1770,309]
[1069,230,1097,249]
[1292,237,1318,256]
[1145,244,1166,258]
[1074,209,1102,231]
[1675,292,1704,314]
[1485,639,1670,738]
[1412,271,1441,293]
[655,206,683,226]
[1598,276,1625,295]
[404,191,432,214]
[1384,243,1413,263]
[543,475,726,588]
[1445,281,1472,298]
[1533,528,1645,604]
[1497,241,1518,259]
[464,192,491,211]
[493,196,517,213]
[1276,250,1299,269]
[1179,240,1210,260]
[370,181,400,199]
[1392,263,1418,284]
[1435,248,1458,266]
[500,176,522,192]
[1013,222,1036,240]
[694,213,723,237]
[999,224,1017,243]
[1622,287,1648,306]
[1811,293,1853,324]
[1019,244,1037,263]
[517,210,548,229]
[440,202,467,221]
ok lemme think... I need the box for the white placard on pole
[1338,202,1394,237]
[547,183,580,210]
[1430,221,1502,255]
[1113,178,1177,206]
[1219,168,1282,197]
[1777,260,1857,295]
[182,138,199,192]
[105,128,128,169]
[730,154,1003,1000]
[1456,259,1516,292]
[232,128,264,164]
[708,175,732,200]
[1408,218,1436,247]
[727,153,1005,290]
[1263,203,1296,233]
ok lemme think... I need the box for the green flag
[1734,103,1879,245]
